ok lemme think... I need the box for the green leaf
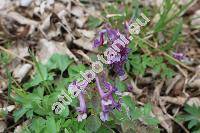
[129,54,145,75]
[26,110,33,119]
[59,106,69,118]
[46,54,72,73]
[188,119,199,129]
[63,119,72,128]
[162,20,183,50]
[144,117,159,126]
[122,96,135,110]
[33,87,44,98]
[88,16,103,29]
[85,115,101,132]
[64,128,70,133]
[161,65,174,78]
[68,64,86,77]
[97,127,113,133]
[142,103,152,116]
[23,63,51,89]
[154,1,173,32]
[45,117,57,133]
[115,80,126,92]
[184,105,200,118]
[30,117,46,133]
[113,106,128,121]
[13,106,31,122]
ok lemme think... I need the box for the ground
[0,0,200,133]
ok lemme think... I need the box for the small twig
[130,78,143,95]
[159,100,189,133]
[0,46,34,65]
[175,65,190,97]
[165,74,182,95]
[153,80,165,102]
[76,50,92,63]
[106,14,124,18]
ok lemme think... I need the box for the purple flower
[93,26,120,48]
[106,28,119,42]
[172,52,185,60]
[95,76,110,121]
[68,80,88,122]
[95,74,121,121]
[111,44,130,80]
[93,24,131,80]
[99,28,130,79]
[93,29,107,48]
[95,76,106,97]
[100,100,109,122]
[77,92,87,122]
[127,84,133,92]
[124,20,131,35]
[68,80,88,97]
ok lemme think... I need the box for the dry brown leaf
[0,11,39,37]
[71,6,84,17]
[0,0,14,11]
[13,64,32,83]
[0,121,7,133]
[73,29,97,52]
[53,2,66,13]
[188,78,200,88]
[188,66,200,88]
[161,96,200,107]
[0,80,7,93]
[191,10,200,29]
[19,0,33,7]
[0,105,15,112]
[37,39,78,63]
[73,37,97,52]
[76,29,95,38]
[160,96,186,106]
[10,43,30,59]
[172,78,185,96]
[75,17,88,28]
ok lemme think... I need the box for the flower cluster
[52,13,151,122]
[67,72,121,122]
[67,25,131,121]
[94,25,131,80]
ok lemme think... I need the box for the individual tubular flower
[101,73,121,110]
[100,100,109,122]
[172,52,185,60]
[68,80,88,122]
[93,29,107,48]
[77,92,87,122]
[93,25,120,48]
[106,28,119,42]
[95,75,121,121]
[124,20,133,36]
[127,84,133,92]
